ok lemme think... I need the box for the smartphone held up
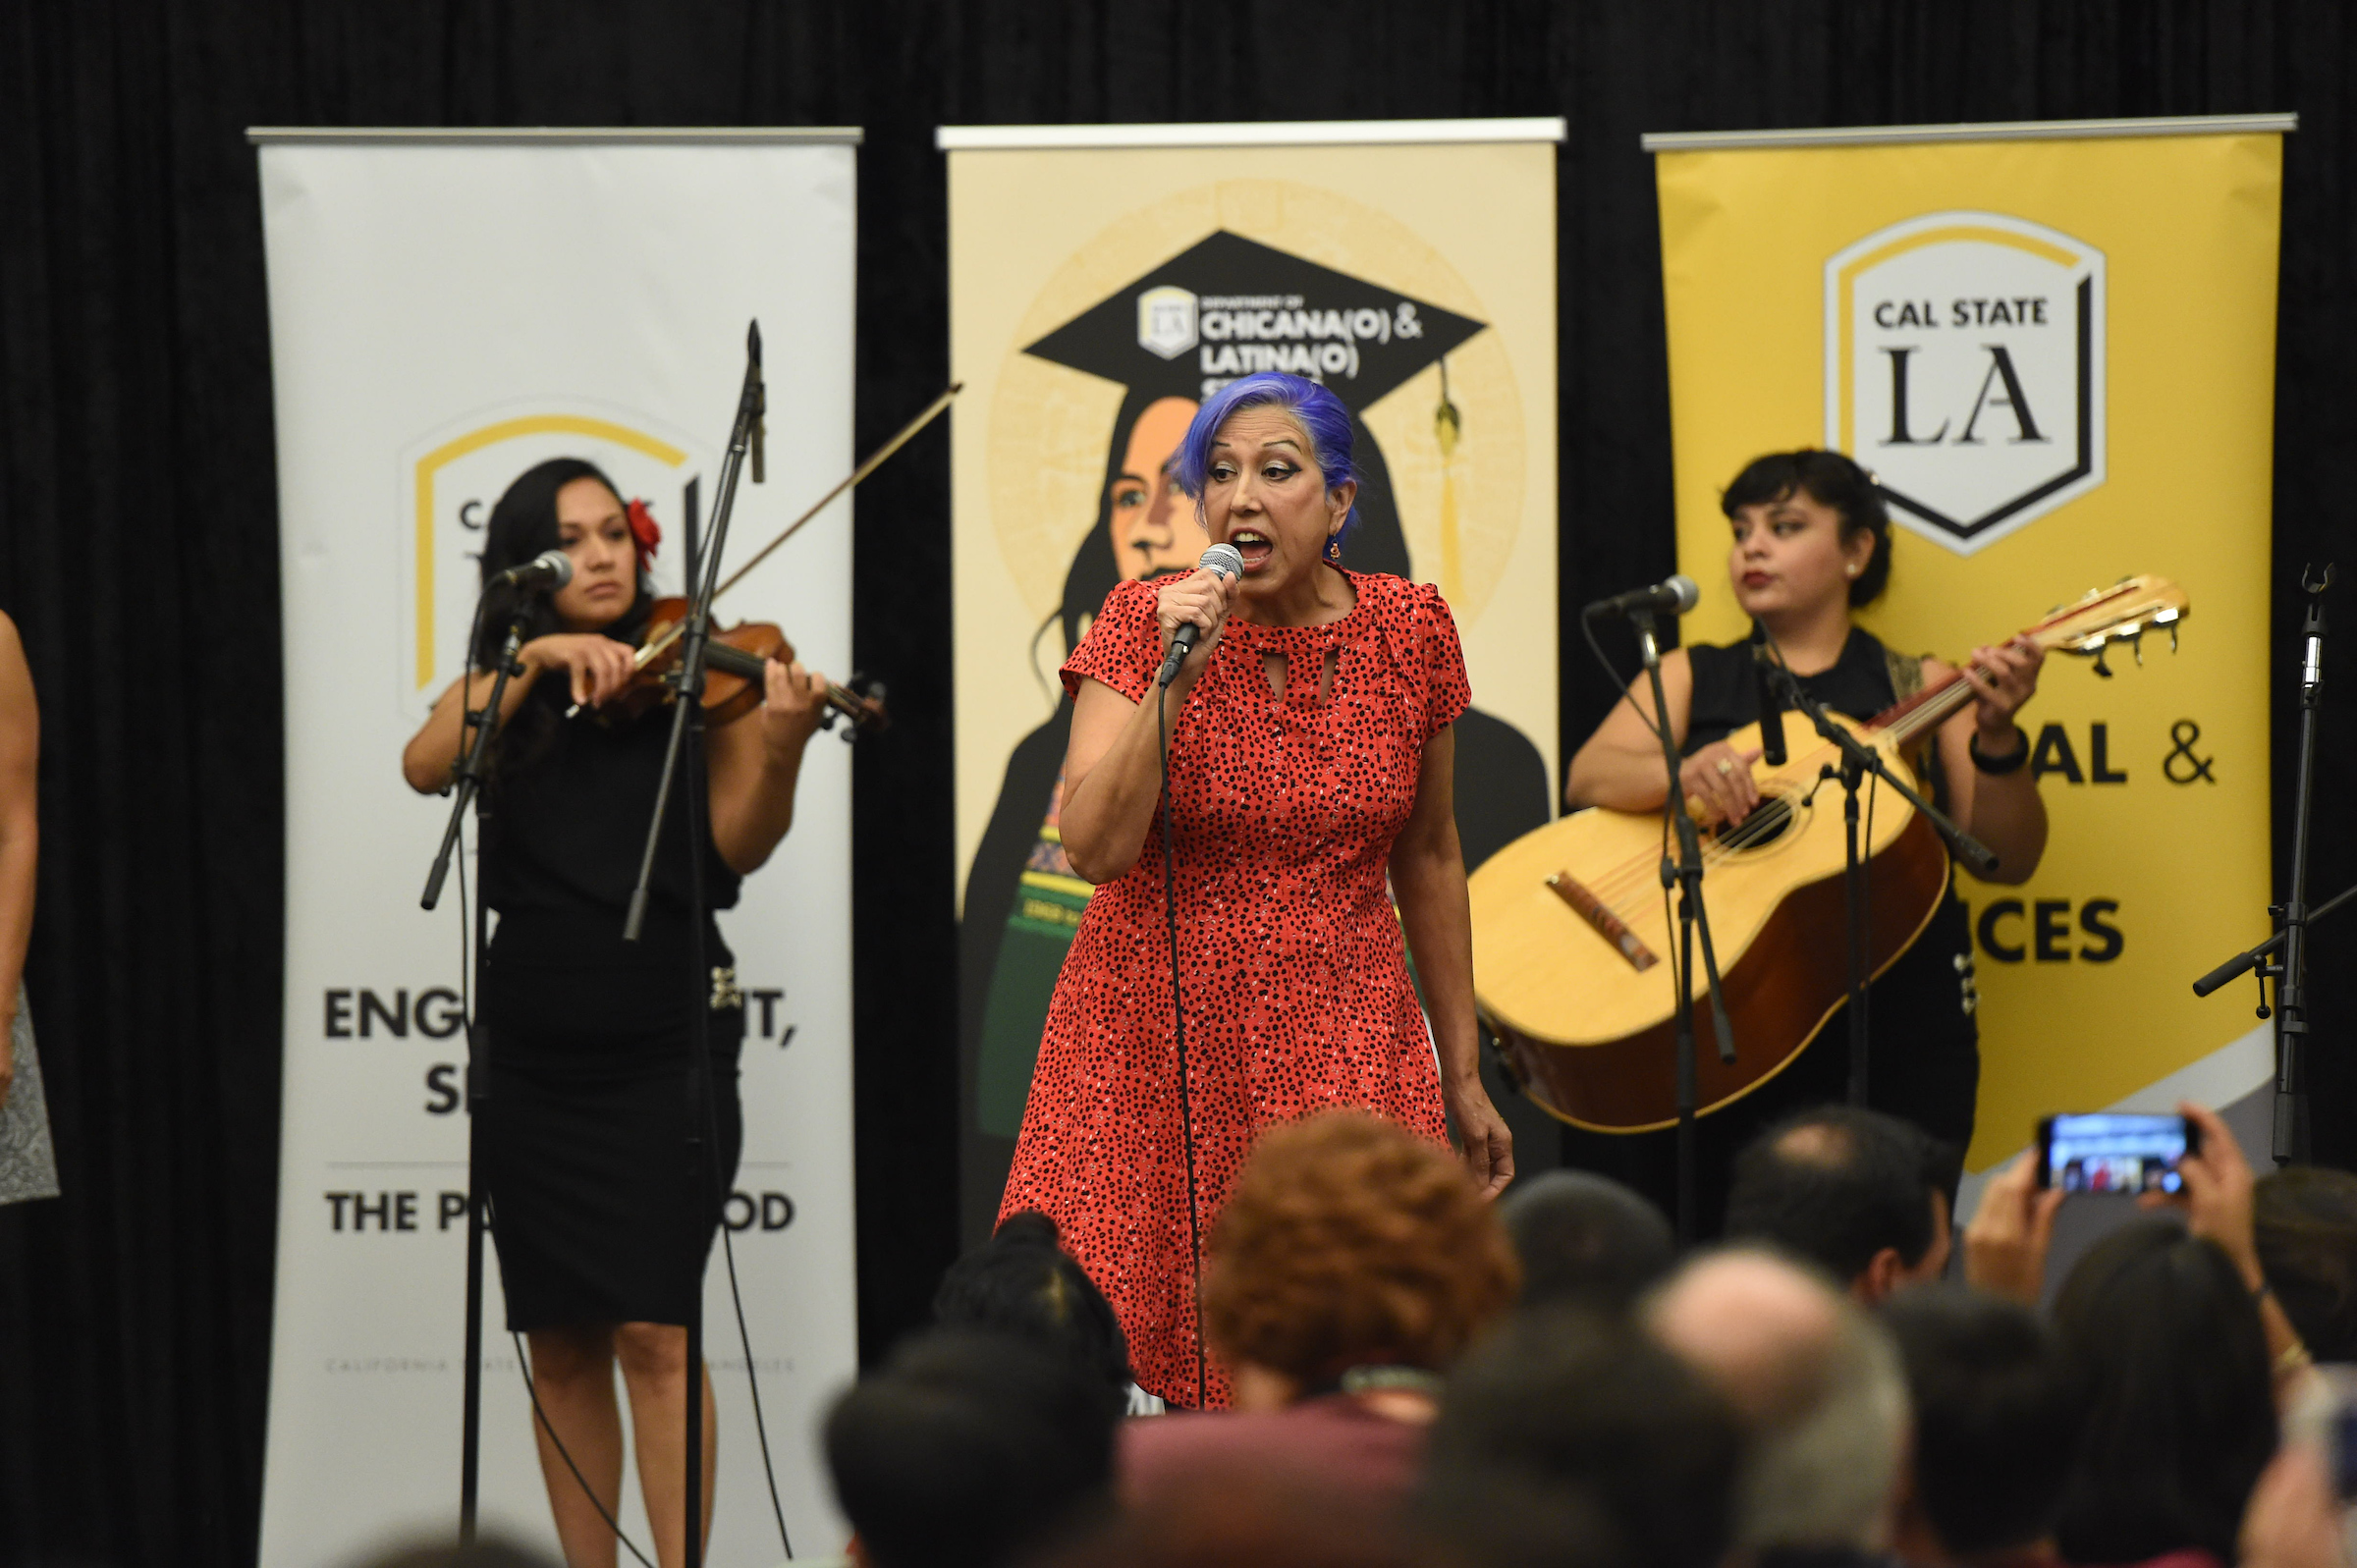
[2036,1112,2200,1196]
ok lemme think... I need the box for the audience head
[1646,1247,1911,1552]
[825,1328,1116,1568]
[1498,1170,1676,1314]
[2050,1217,2277,1566]
[2255,1163,2357,1362]
[1879,1285,2087,1564]
[1422,1306,1741,1568]
[1724,1105,1951,1300]
[933,1210,1132,1413]
[1202,1111,1519,1405]
[1041,1467,1422,1568]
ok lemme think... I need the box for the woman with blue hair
[999,371,1513,1409]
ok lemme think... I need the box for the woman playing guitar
[1562,450,2048,1214]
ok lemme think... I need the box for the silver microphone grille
[1199,543,1245,579]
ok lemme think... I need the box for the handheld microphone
[1751,624,1788,767]
[1584,573,1699,620]
[1156,543,1247,688]
[491,550,575,592]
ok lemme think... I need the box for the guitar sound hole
[1717,792,1799,852]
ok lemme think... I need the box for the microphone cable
[1157,668,1211,1411]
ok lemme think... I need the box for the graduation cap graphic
[1021,230,1486,411]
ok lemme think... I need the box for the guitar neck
[1874,667,1979,745]
[1867,580,2166,744]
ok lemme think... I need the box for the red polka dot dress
[998,567,1470,1408]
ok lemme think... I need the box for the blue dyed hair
[1175,372,1360,540]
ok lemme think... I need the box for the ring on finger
[1715,758,1736,778]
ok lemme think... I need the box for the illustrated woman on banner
[0,609,57,1208]
[400,460,832,1564]
[961,233,1553,1201]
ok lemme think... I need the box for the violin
[570,382,958,739]
[601,596,889,735]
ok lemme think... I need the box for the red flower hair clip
[626,498,661,565]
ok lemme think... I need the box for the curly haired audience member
[2050,1217,2278,1568]
[1880,1286,2087,1568]
[934,1209,1135,1415]
[1498,1171,1675,1314]
[1120,1110,1520,1510]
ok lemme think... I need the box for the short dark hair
[2052,1218,2277,1564]
[1422,1307,1742,1568]
[1721,450,1892,607]
[1499,1171,1675,1314]
[934,1211,1132,1414]
[1724,1106,1941,1283]
[824,1329,1116,1568]
[1880,1286,2086,1555]
[2255,1164,2357,1361]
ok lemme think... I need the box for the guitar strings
[1565,594,2156,931]
[1574,654,1987,911]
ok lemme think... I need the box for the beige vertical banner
[944,121,1563,1231]
[1649,117,2288,1171]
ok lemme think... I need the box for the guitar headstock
[2032,576,2190,675]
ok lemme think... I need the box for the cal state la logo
[1826,212,2105,555]
[1135,284,1198,360]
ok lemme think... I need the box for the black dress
[1558,627,1980,1230]
[477,675,747,1331]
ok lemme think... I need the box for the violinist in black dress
[1562,450,2051,1228]
[402,458,829,1566]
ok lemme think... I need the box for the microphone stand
[1623,609,1735,1242]
[1763,664,1997,1107]
[2192,565,2331,1163]
[417,609,531,1541]
[622,320,766,1568]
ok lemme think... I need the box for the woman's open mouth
[1232,530,1275,572]
[1740,571,1774,590]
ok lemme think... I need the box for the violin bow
[633,382,962,672]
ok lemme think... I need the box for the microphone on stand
[1751,623,1788,767]
[1156,543,1247,688]
[749,342,767,486]
[490,550,575,592]
[1584,573,1700,620]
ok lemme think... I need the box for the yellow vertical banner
[1651,118,2287,1169]
[944,121,1563,1229]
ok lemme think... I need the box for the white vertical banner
[253,131,860,1566]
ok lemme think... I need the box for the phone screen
[2041,1112,2192,1195]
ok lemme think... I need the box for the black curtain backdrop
[0,2,2349,1563]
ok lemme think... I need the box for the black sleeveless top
[479,673,743,931]
[1684,627,1947,811]
[1682,626,1980,1145]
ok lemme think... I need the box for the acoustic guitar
[1470,576,2191,1133]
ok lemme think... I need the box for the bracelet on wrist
[2273,1341,2313,1383]
[1969,726,2029,776]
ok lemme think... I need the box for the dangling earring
[1325,532,1343,565]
